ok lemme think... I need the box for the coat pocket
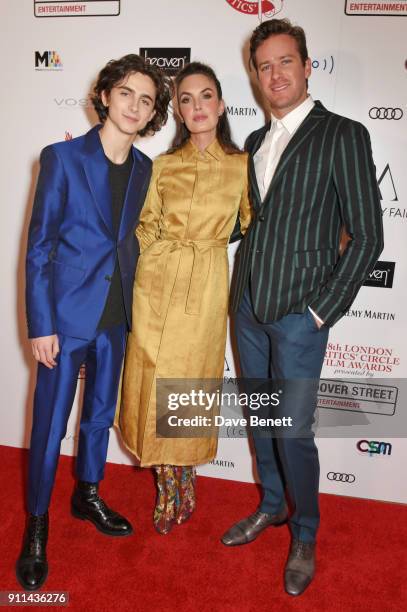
[294,248,338,268]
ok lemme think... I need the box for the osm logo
[357,440,392,456]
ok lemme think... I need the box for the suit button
[104,274,112,282]
[256,249,263,254]
[258,215,265,222]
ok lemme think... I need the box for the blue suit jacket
[26,125,152,340]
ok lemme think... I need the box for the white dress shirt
[253,96,324,325]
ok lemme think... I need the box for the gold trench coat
[115,139,251,466]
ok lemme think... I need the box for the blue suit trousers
[28,324,126,515]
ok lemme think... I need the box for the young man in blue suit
[17,54,172,591]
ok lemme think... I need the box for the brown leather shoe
[221,508,288,546]
[284,540,316,596]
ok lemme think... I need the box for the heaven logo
[345,1,407,16]
[363,261,395,289]
[357,440,392,456]
[139,48,191,76]
[225,0,284,21]
[35,51,63,70]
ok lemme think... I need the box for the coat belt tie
[149,236,228,316]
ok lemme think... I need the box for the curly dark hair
[91,54,173,136]
[250,18,309,70]
[169,61,242,155]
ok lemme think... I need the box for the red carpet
[0,444,406,611]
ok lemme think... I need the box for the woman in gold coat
[117,62,251,534]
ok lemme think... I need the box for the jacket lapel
[82,125,113,235]
[118,148,150,241]
[259,102,327,210]
[248,122,270,208]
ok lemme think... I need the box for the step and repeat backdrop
[1,0,406,504]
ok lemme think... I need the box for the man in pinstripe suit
[221,19,383,596]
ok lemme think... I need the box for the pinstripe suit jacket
[230,101,384,327]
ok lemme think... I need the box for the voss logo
[139,48,191,76]
[357,440,392,456]
[363,261,395,289]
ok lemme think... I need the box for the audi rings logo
[369,107,403,120]
[327,472,356,483]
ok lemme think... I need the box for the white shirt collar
[270,96,315,135]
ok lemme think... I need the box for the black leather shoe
[221,508,288,546]
[284,540,316,596]
[16,513,49,591]
[71,481,133,537]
